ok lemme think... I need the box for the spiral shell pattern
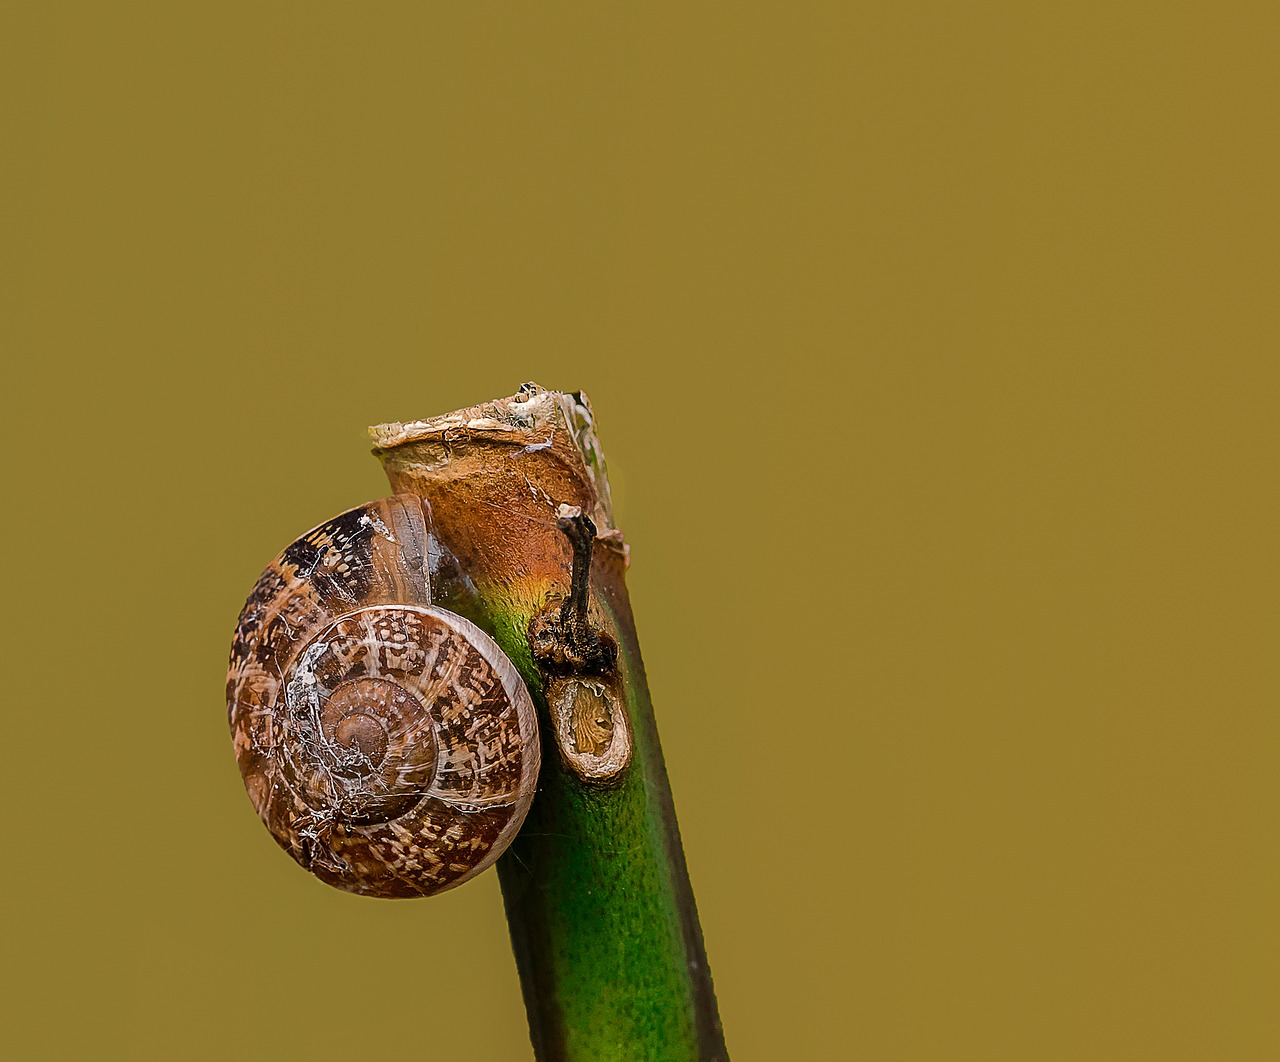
[227,496,539,898]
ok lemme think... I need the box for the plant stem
[371,386,727,1062]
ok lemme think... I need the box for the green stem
[371,387,727,1061]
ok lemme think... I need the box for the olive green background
[4,3,1278,1059]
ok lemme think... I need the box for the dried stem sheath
[370,386,727,1062]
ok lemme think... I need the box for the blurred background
[4,3,1278,1059]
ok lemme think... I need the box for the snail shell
[227,496,539,898]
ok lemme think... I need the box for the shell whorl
[227,496,539,898]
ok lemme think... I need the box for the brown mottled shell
[226,496,539,898]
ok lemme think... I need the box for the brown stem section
[559,508,597,656]
[531,505,618,679]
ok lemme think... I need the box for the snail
[226,495,539,898]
